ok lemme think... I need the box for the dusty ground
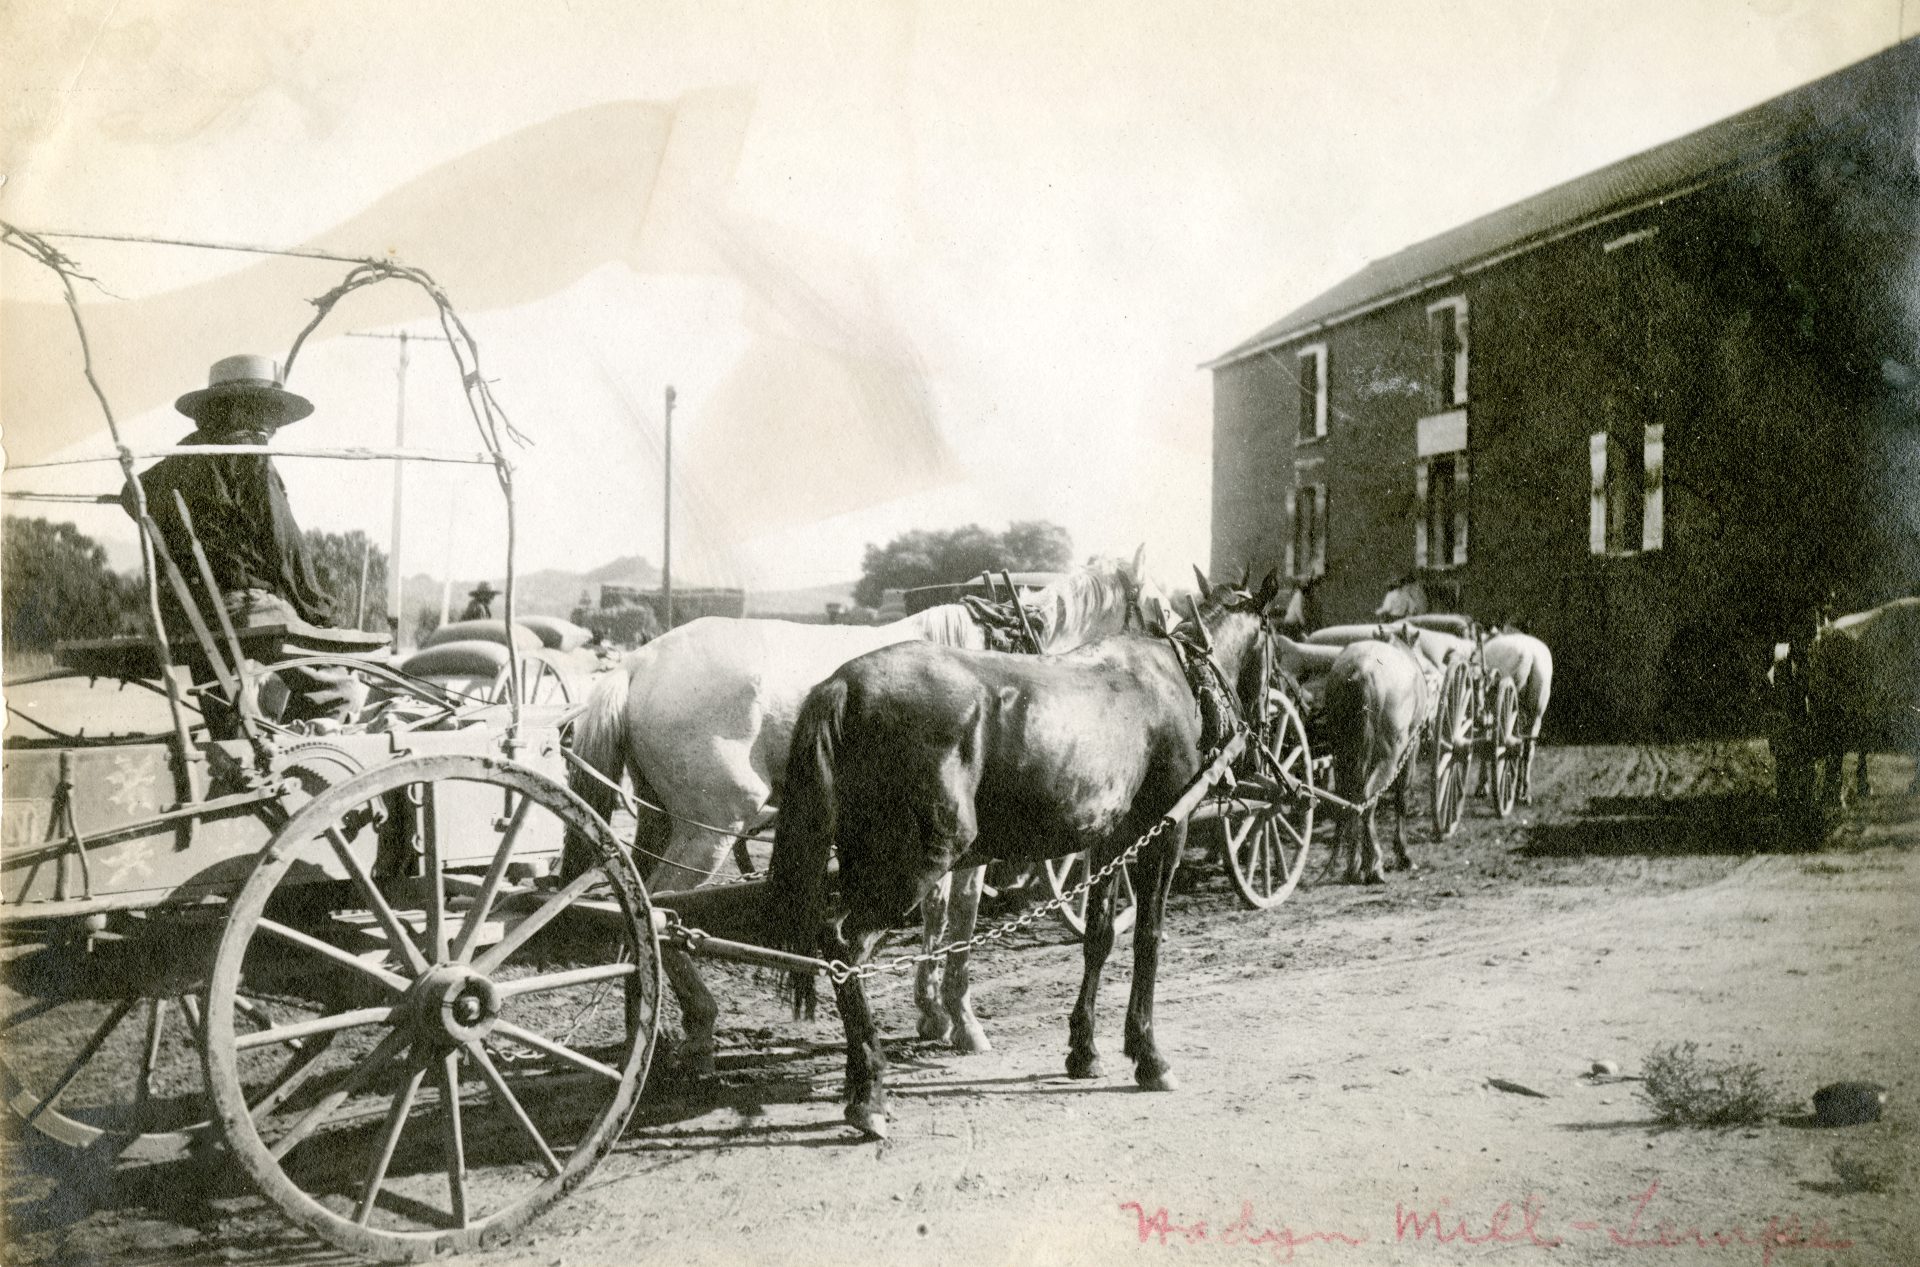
[4,738,1917,1267]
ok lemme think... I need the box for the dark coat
[123,430,336,627]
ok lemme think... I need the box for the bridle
[1163,592,1273,759]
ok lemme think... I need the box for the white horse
[1480,629,1553,803]
[568,550,1158,1068]
[1381,622,1553,803]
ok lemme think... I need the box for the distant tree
[1,517,142,651]
[414,605,443,646]
[998,520,1074,572]
[302,529,388,630]
[853,521,1074,608]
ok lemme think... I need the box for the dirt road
[6,740,1917,1266]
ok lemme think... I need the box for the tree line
[1,516,389,652]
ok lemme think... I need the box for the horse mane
[1031,557,1132,651]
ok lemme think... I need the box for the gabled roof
[1208,36,1920,370]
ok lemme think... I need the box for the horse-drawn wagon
[3,225,1332,1258]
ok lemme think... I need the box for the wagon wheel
[1216,690,1315,909]
[1430,662,1473,838]
[1489,676,1521,819]
[493,654,574,708]
[1043,853,1136,940]
[0,915,338,1164]
[203,755,661,1261]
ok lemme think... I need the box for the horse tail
[766,677,848,1012]
[569,663,635,823]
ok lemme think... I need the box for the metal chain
[824,814,1177,984]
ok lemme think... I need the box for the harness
[1161,606,1269,763]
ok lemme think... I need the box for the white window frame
[1415,410,1468,571]
[1296,344,1328,443]
[1589,423,1665,556]
[1426,296,1469,408]
[1285,481,1328,580]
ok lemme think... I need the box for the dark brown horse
[765,571,1280,1138]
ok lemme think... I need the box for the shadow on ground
[1516,792,1794,859]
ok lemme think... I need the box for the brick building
[1208,39,1920,733]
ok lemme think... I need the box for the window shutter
[1454,302,1470,405]
[1313,348,1328,438]
[1313,485,1329,576]
[1451,458,1469,566]
[1284,487,1296,577]
[1589,433,1608,554]
[1414,461,1429,568]
[1641,423,1664,552]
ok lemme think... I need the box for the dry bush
[1639,1042,1792,1127]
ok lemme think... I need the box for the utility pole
[662,385,675,631]
[347,329,453,648]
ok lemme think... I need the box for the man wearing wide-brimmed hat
[125,354,385,725]
[461,580,499,621]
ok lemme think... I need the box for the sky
[2,0,1913,599]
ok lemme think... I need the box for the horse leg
[825,908,894,1140]
[1066,865,1121,1079]
[1122,826,1182,1092]
[1361,800,1388,885]
[1339,808,1363,885]
[1856,750,1871,801]
[937,864,991,1054]
[914,874,954,1043]
[660,945,717,1077]
[1389,763,1415,872]
[1520,737,1536,805]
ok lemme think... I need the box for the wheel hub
[407,965,503,1045]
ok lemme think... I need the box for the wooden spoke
[438,1049,469,1229]
[267,1027,410,1162]
[418,784,449,964]
[258,919,410,993]
[0,996,60,1035]
[247,1038,339,1125]
[355,1057,428,1226]
[234,1006,394,1052]
[24,996,136,1123]
[452,796,535,964]
[494,963,637,998]
[472,869,604,975]
[137,999,168,1108]
[465,1040,562,1177]
[325,827,430,977]
[489,1021,623,1083]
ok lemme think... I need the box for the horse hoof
[917,1017,953,1044]
[845,1103,890,1140]
[1136,1068,1180,1092]
[676,1039,716,1079]
[1066,1054,1104,1080]
[1363,870,1388,886]
[952,1024,992,1055]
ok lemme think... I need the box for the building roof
[1208,37,1920,369]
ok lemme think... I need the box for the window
[1588,423,1664,555]
[1415,453,1468,569]
[1297,344,1327,442]
[1415,410,1468,569]
[1428,297,1469,407]
[1286,482,1328,579]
